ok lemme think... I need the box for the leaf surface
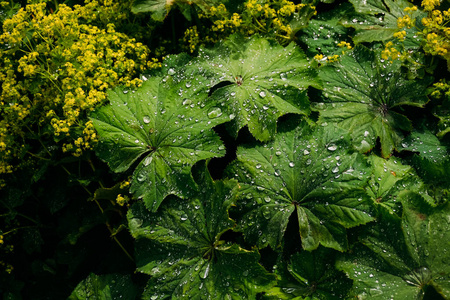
[314,45,431,157]
[337,194,450,299]
[400,130,447,164]
[342,0,425,45]
[227,120,374,251]
[127,166,276,299]
[131,0,219,21]
[366,154,423,215]
[68,273,138,300]
[90,76,228,211]
[264,247,352,299]
[185,34,321,141]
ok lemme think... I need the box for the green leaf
[90,76,228,211]
[185,34,321,141]
[127,166,276,299]
[227,120,374,251]
[68,273,138,300]
[337,194,450,299]
[299,3,353,57]
[131,0,220,21]
[313,45,431,158]
[366,154,422,215]
[264,247,352,299]
[400,130,448,164]
[342,0,425,45]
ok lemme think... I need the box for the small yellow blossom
[116,194,129,206]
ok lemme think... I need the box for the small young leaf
[314,45,432,158]
[127,166,276,298]
[90,76,228,211]
[227,120,374,251]
[185,34,321,141]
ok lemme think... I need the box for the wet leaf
[127,165,276,299]
[299,3,353,58]
[90,76,228,211]
[227,120,374,251]
[264,247,352,299]
[342,0,425,45]
[185,34,321,141]
[400,130,448,164]
[313,45,432,158]
[337,193,450,299]
[366,154,423,215]
[132,0,221,21]
[68,273,138,300]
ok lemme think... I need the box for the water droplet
[289,162,295,168]
[182,99,192,106]
[303,149,310,155]
[143,156,153,166]
[185,82,192,88]
[327,144,337,151]
[143,116,151,124]
[275,151,282,156]
[229,114,235,120]
[259,91,266,98]
[207,107,222,118]
[180,214,188,221]
[200,263,210,279]
[168,68,175,75]
[137,173,146,182]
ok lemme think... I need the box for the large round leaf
[227,119,374,251]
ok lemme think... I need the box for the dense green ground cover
[1,0,449,299]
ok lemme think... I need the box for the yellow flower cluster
[393,30,407,40]
[337,41,353,50]
[431,80,450,99]
[187,0,316,51]
[420,3,450,65]
[381,41,401,60]
[0,1,160,175]
[0,261,13,274]
[313,54,340,63]
[421,0,440,12]
[184,26,201,53]
[116,194,130,206]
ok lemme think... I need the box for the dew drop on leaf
[207,107,222,118]
[327,144,337,151]
[143,116,151,124]
[143,156,153,166]
[259,91,266,98]
[137,173,146,182]
[200,263,210,279]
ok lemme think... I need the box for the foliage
[1,0,449,299]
